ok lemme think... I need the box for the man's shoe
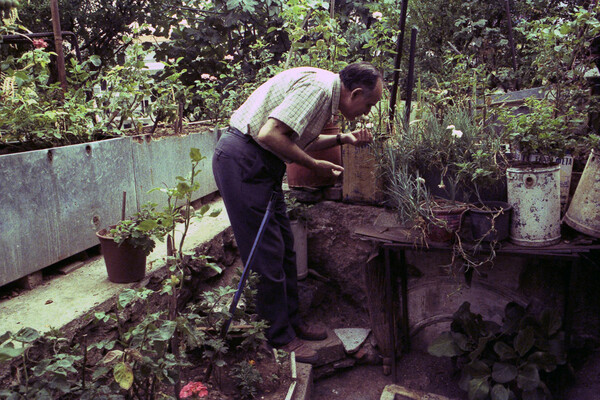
[294,321,328,341]
[280,337,319,364]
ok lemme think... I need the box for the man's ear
[350,87,364,99]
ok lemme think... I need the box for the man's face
[339,79,383,120]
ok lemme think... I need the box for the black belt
[227,127,257,144]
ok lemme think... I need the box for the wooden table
[355,224,600,382]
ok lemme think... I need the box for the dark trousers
[212,127,299,347]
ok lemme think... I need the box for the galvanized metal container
[564,149,600,238]
[507,164,561,246]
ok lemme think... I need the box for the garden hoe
[204,191,277,381]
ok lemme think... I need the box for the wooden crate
[342,145,386,204]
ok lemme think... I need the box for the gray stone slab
[305,328,345,367]
[334,328,371,354]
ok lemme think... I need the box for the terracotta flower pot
[286,121,342,188]
[96,229,147,283]
[423,200,467,242]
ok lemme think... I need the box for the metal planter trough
[0,130,221,287]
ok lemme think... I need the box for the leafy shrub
[428,301,568,400]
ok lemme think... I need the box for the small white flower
[426,50,435,58]
[201,73,210,80]
[447,124,463,138]
[372,11,383,20]
[451,129,463,139]
[438,183,446,189]
[416,177,426,184]
[224,54,234,61]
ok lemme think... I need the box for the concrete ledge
[0,197,230,336]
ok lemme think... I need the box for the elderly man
[212,61,383,363]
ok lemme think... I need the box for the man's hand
[313,159,344,177]
[344,128,373,147]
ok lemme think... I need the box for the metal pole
[404,28,418,127]
[50,0,67,93]
[204,192,277,382]
[388,0,409,124]
[504,0,519,90]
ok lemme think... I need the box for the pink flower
[209,76,217,82]
[32,39,48,49]
[180,381,208,399]
[224,54,234,61]
[201,73,211,80]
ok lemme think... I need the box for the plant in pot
[96,202,172,283]
[454,148,512,244]
[497,96,575,247]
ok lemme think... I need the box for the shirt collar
[331,74,341,121]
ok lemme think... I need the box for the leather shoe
[294,321,328,341]
[280,337,319,364]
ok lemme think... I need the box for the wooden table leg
[399,249,410,352]
[384,247,397,382]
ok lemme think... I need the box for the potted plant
[383,102,506,242]
[96,202,171,283]
[498,96,574,247]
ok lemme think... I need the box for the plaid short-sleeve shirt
[229,67,341,154]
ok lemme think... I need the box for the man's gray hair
[339,62,382,92]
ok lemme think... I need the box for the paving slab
[334,327,371,353]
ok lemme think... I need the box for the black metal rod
[504,0,519,90]
[404,27,418,127]
[388,0,409,124]
[204,191,277,382]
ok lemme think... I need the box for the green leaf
[114,362,134,390]
[0,346,25,362]
[517,364,540,391]
[527,351,558,372]
[539,309,561,336]
[514,326,535,356]
[492,362,518,383]
[427,331,463,357]
[198,204,210,216]
[89,55,101,67]
[468,377,490,400]
[465,360,491,379]
[14,327,40,343]
[101,350,124,364]
[189,148,205,162]
[493,341,517,360]
[118,289,137,309]
[137,219,158,231]
[491,384,509,400]
[148,320,177,342]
